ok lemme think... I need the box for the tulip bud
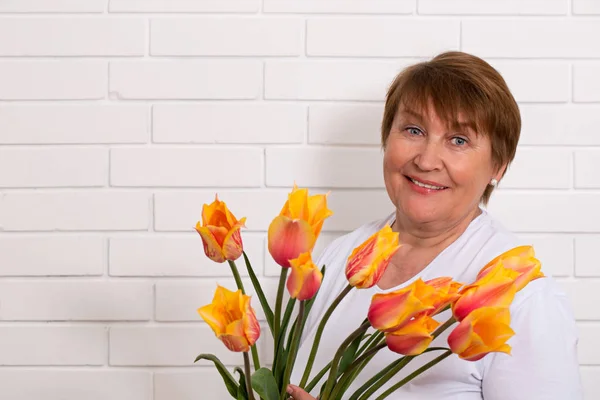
[286,252,323,301]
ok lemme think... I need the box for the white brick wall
[0,1,598,399]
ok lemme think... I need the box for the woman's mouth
[405,176,448,191]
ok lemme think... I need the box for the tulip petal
[385,316,439,356]
[222,220,245,261]
[198,304,226,335]
[268,216,316,268]
[368,285,433,332]
[287,253,323,301]
[195,224,226,263]
[219,333,251,352]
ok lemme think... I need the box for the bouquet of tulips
[194,185,544,400]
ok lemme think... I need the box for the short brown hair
[381,51,521,205]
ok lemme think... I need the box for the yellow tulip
[268,184,333,268]
[345,225,402,289]
[198,285,261,353]
[447,306,514,361]
[477,245,545,292]
[195,195,246,263]
[452,262,519,321]
[385,314,440,356]
[286,252,323,301]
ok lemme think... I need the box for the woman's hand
[286,384,318,400]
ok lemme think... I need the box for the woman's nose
[413,142,443,172]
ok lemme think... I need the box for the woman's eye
[452,137,468,146]
[407,127,422,136]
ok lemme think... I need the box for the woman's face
[383,104,504,228]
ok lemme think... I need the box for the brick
[0,326,105,365]
[0,236,104,276]
[487,193,600,233]
[110,61,261,100]
[110,325,271,366]
[266,148,384,188]
[518,234,573,277]
[307,18,459,57]
[558,280,600,320]
[0,192,149,231]
[580,367,600,400]
[574,0,600,14]
[0,61,105,100]
[309,104,382,145]
[0,0,106,12]
[0,370,152,400]
[463,20,600,58]
[109,234,263,276]
[500,148,571,189]
[155,277,280,321]
[155,370,233,400]
[0,281,152,321]
[489,61,569,103]
[519,105,600,145]
[574,64,600,102]
[0,18,144,56]
[110,147,262,187]
[575,150,600,188]
[264,0,414,13]
[151,18,303,56]
[578,324,600,364]
[154,191,289,232]
[265,60,412,101]
[326,190,392,231]
[110,0,259,12]
[0,148,108,188]
[264,232,341,276]
[153,104,305,144]
[0,105,149,144]
[575,236,600,277]
[419,0,567,14]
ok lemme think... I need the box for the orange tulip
[421,277,463,317]
[198,285,261,353]
[268,184,333,268]
[345,225,402,289]
[195,195,246,263]
[385,314,440,356]
[477,246,544,292]
[286,252,323,301]
[368,279,435,332]
[447,306,514,361]
[452,262,519,322]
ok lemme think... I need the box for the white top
[291,209,583,399]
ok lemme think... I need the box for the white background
[0,0,599,399]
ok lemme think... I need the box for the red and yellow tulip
[268,184,333,268]
[477,246,544,292]
[447,306,514,361]
[452,262,520,322]
[287,252,323,301]
[198,285,261,353]
[195,195,246,263]
[345,225,401,289]
[368,279,435,332]
[385,314,440,356]
[420,277,463,317]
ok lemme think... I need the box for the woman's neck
[392,206,482,251]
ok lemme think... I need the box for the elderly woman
[287,52,582,399]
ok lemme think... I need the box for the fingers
[286,384,317,400]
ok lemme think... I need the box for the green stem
[328,342,386,400]
[305,361,332,393]
[375,350,453,400]
[243,352,256,400]
[273,267,288,346]
[298,284,353,388]
[321,321,371,400]
[228,260,246,294]
[273,297,296,386]
[280,301,306,400]
[356,356,414,400]
[228,260,261,371]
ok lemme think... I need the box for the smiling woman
[287,52,583,400]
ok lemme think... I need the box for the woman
[287,52,583,399]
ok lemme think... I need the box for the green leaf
[194,354,239,398]
[273,297,296,386]
[338,328,367,376]
[242,251,274,334]
[235,367,249,400]
[251,368,279,400]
